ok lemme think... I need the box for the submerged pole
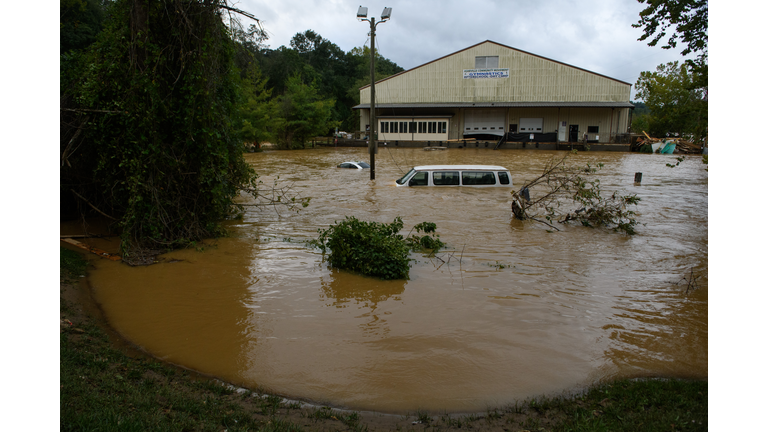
[369,18,376,180]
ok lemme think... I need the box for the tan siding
[360,42,632,140]
[362,41,630,105]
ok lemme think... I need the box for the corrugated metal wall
[359,41,633,142]
[360,41,631,104]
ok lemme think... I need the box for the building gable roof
[359,40,632,90]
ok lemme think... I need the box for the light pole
[357,6,391,180]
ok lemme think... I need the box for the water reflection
[320,269,405,337]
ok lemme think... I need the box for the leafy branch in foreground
[236,175,311,217]
[310,217,445,280]
[510,155,641,235]
[405,221,445,253]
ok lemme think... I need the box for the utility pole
[358,6,391,180]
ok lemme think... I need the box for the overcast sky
[237,0,695,100]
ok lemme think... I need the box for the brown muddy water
[85,148,708,413]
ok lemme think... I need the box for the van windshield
[396,169,415,185]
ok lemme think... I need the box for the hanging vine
[61,0,306,259]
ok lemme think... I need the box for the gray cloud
[239,0,694,99]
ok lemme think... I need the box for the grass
[60,246,707,431]
[61,247,87,278]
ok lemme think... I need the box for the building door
[464,109,505,137]
[569,125,579,143]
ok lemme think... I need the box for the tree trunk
[131,0,149,70]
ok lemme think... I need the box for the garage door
[464,109,505,137]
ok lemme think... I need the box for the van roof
[411,165,509,171]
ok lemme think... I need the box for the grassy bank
[60,247,707,431]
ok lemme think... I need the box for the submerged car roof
[410,165,509,171]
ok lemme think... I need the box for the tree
[236,71,277,148]
[633,0,708,87]
[290,31,358,132]
[61,0,305,258]
[273,75,337,148]
[630,101,651,135]
[252,33,404,134]
[60,0,107,54]
[635,61,707,141]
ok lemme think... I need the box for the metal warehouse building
[354,40,633,146]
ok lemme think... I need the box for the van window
[433,171,459,185]
[396,169,415,185]
[462,171,496,185]
[498,172,510,185]
[409,171,429,186]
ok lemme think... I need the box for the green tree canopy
[633,0,708,87]
[274,75,337,148]
[236,70,277,147]
[60,0,107,53]
[256,34,404,133]
[635,61,707,141]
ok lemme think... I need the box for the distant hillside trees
[273,75,337,149]
[256,30,405,133]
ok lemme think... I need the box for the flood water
[85,147,708,413]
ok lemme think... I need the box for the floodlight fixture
[357,6,368,19]
[381,7,392,20]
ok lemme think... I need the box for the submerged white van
[395,165,513,187]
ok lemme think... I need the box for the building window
[475,56,499,68]
[419,122,426,133]
[390,121,397,133]
[409,122,417,133]
[439,122,446,134]
[381,122,388,133]
[588,126,599,133]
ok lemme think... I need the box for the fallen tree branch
[510,154,641,235]
[218,3,261,23]
[70,189,117,221]
[61,115,89,167]
[60,108,125,114]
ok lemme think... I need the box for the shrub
[313,216,410,280]
[313,217,445,280]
